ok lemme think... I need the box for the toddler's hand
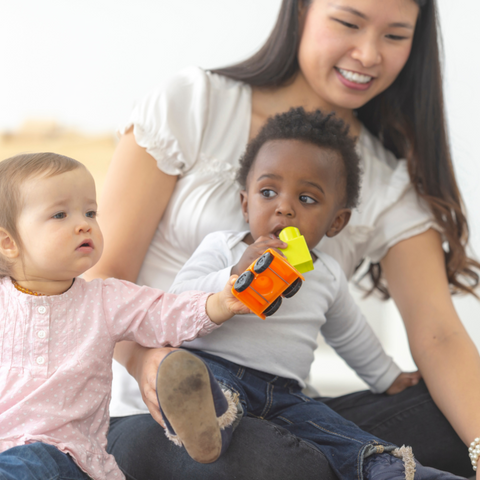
[385,371,421,395]
[231,235,287,275]
[206,276,252,324]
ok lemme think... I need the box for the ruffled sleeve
[318,127,439,278]
[366,175,438,264]
[357,129,439,264]
[118,66,209,176]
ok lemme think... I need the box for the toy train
[232,227,314,319]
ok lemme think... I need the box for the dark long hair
[212,0,480,298]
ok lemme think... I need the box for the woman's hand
[206,275,252,324]
[385,371,421,395]
[231,235,287,275]
[128,345,179,428]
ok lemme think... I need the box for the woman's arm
[86,128,178,282]
[84,129,178,424]
[382,228,480,451]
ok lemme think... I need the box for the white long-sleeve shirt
[170,231,401,393]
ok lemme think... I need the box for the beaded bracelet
[469,437,480,471]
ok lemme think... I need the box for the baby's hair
[0,152,84,277]
[236,107,361,209]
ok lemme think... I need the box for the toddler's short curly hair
[236,107,361,209]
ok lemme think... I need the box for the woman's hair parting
[237,107,361,210]
[214,0,480,297]
[0,152,84,278]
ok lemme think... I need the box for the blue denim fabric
[0,443,90,480]
[108,377,469,480]
[190,349,397,480]
[108,414,337,480]
[319,381,472,477]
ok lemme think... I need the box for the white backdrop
[1,0,479,393]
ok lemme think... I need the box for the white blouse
[110,66,435,417]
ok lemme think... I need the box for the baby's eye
[86,211,97,218]
[300,195,316,204]
[52,212,66,219]
[261,189,277,198]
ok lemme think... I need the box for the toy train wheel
[254,252,274,274]
[234,271,254,293]
[282,278,303,298]
[263,296,282,317]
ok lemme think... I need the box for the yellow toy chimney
[279,227,314,273]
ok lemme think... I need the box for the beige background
[0,122,115,197]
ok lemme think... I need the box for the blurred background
[1,0,479,395]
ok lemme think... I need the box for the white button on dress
[36,356,45,365]
[38,306,47,314]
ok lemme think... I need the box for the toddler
[158,109,464,480]
[0,152,248,480]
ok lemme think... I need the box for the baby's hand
[205,276,252,324]
[385,371,421,395]
[231,235,287,275]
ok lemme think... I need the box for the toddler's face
[14,167,103,282]
[240,139,351,249]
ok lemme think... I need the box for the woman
[86,0,480,478]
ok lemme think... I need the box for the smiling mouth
[336,67,373,85]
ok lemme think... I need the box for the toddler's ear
[0,228,19,259]
[240,190,249,223]
[326,209,351,238]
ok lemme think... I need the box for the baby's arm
[170,232,240,294]
[320,265,404,394]
[102,274,248,348]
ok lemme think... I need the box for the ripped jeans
[189,349,398,480]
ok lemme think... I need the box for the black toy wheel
[263,296,282,317]
[234,271,254,293]
[282,278,303,298]
[254,252,274,274]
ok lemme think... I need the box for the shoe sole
[156,350,222,463]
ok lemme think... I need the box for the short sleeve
[318,128,439,277]
[118,66,209,176]
[366,182,439,263]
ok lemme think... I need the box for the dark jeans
[107,379,471,480]
[193,350,398,479]
[321,382,470,477]
[0,443,90,480]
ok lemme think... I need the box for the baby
[0,152,248,480]
[159,108,464,480]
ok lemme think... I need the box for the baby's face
[240,139,350,249]
[14,167,103,283]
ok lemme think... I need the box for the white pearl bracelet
[469,437,480,471]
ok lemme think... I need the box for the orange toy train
[231,227,314,319]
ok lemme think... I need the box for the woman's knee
[107,414,337,480]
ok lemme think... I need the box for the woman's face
[297,0,419,111]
